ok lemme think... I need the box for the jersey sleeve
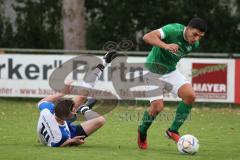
[50,126,71,147]
[158,23,181,39]
[38,101,55,114]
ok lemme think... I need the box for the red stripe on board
[235,59,240,104]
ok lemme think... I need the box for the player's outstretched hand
[71,136,85,145]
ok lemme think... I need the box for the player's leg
[67,115,105,145]
[77,103,105,136]
[139,99,164,136]
[138,99,164,149]
[70,50,118,137]
[168,83,195,133]
[80,115,105,136]
[82,49,118,87]
[137,75,165,149]
[68,116,105,140]
[138,93,164,149]
[70,97,97,122]
[69,48,117,137]
[164,70,195,142]
[69,98,105,139]
[70,49,118,121]
[178,83,196,105]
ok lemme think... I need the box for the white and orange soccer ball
[177,134,199,155]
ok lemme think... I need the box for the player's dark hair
[188,18,207,32]
[55,99,74,120]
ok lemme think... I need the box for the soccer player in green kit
[138,18,207,149]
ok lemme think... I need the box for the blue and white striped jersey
[37,101,71,147]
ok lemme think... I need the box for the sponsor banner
[177,58,235,103]
[0,54,236,103]
[0,54,117,98]
[192,63,227,100]
[235,59,240,104]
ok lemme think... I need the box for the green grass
[0,98,240,160]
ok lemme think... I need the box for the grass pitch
[0,98,240,160]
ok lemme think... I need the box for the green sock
[170,101,192,132]
[139,111,156,136]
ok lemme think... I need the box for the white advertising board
[0,54,235,103]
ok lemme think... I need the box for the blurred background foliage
[0,0,239,53]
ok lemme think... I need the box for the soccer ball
[177,134,199,155]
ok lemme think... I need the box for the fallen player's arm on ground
[60,136,85,147]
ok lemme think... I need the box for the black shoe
[77,97,97,113]
[84,97,97,109]
[103,49,118,63]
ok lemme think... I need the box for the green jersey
[145,23,199,75]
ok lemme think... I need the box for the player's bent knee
[97,116,106,127]
[149,100,164,116]
[183,93,196,105]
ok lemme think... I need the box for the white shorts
[144,70,190,102]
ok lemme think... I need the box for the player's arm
[143,29,179,53]
[39,92,65,104]
[60,136,85,147]
[39,80,73,104]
